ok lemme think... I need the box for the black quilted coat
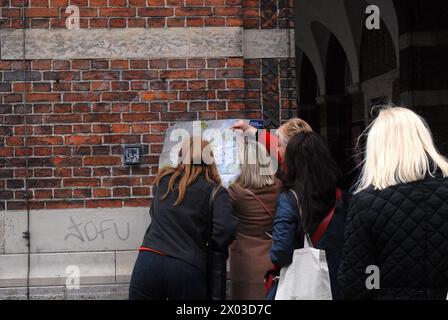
[338,172,448,300]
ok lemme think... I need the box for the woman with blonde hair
[338,106,448,300]
[228,138,282,299]
[231,118,313,179]
[129,138,237,300]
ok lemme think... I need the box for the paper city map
[158,120,248,187]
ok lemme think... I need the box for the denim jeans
[129,250,207,300]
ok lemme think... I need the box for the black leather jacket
[141,174,238,274]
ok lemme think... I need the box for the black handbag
[205,185,228,300]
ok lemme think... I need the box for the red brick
[73,167,91,177]
[52,164,70,176]
[82,71,119,80]
[89,18,109,27]
[226,17,242,26]
[188,80,207,90]
[160,70,197,79]
[34,147,53,156]
[161,112,197,122]
[198,111,217,120]
[93,168,111,176]
[28,136,63,146]
[103,134,141,144]
[150,123,169,133]
[83,113,121,123]
[139,7,173,17]
[89,0,106,5]
[168,59,187,69]
[108,0,126,5]
[214,7,241,16]
[93,188,111,198]
[148,0,165,4]
[204,17,225,26]
[52,156,83,167]
[228,101,245,110]
[187,18,204,27]
[175,7,212,16]
[123,198,151,207]
[110,18,127,27]
[148,18,165,28]
[91,81,110,91]
[35,190,53,199]
[53,60,70,70]
[63,92,100,102]
[111,124,130,133]
[167,18,185,27]
[140,91,178,101]
[132,187,151,196]
[128,18,147,27]
[63,178,100,187]
[130,123,150,133]
[227,79,245,88]
[101,91,138,101]
[205,0,224,4]
[28,179,61,189]
[111,60,129,69]
[54,189,73,199]
[84,156,122,166]
[32,60,51,70]
[65,135,102,145]
[5,136,24,146]
[113,187,131,197]
[99,8,136,17]
[25,8,59,17]
[27,93,61,102]
[46,200,84,209]
[198,69,215,79]
[50,0,68,6]
[169,81,187,90]
[74,189,92,198]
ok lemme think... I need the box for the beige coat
[228,180,282,300]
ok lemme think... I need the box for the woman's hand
[231,120,257,135]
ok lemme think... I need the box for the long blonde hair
[155,138,222,205]
[236,139,276,189]
[355,106,448,193]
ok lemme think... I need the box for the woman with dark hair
[269,132,349,299]
[129,138,238,300]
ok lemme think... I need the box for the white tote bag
[275,234,333,300]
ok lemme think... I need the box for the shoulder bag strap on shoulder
[245,189,274,218]
[310,188,343,246]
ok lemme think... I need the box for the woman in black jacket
[338,106,448,300]
[129,138,238,300]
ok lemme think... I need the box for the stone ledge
[0,284,129,300]
[0,27,295,60]
[0,250,138,288]
[0,27,243,60]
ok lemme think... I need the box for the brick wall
[0,0,297,211]
[0,0,243,28]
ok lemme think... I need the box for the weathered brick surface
[0,1,297,210]
[1,0,244,28]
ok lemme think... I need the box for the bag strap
[245,189,274,218]
[310,188,343,245]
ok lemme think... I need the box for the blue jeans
[129,250,207,300]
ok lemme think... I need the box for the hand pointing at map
[230,120,257,136]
